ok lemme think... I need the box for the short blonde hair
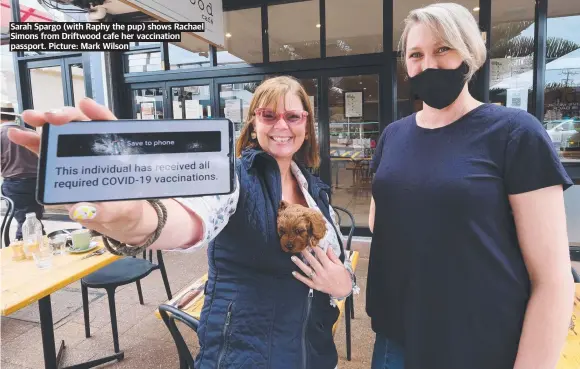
[235,76,320,168]
[399,2,487,81]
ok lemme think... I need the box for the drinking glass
[30,240,53,269]
[49,235,67,256]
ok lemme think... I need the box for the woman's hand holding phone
[8,98,156,246]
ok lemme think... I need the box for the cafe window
[544,0,580,163]
[328,74,379,227]
[168,42,211,70]
[125,51,162,73]
[268,1,320,61]
[488,0,535,112]
[1,45,20,121]
[218,8,263,65]
[326,0,383,57]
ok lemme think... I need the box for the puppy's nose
[286,243,294,250]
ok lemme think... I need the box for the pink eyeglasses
[255,108,308,125]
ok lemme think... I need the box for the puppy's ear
[307,211,327,240]
[279,200,289,212]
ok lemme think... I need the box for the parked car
[560,125,580,160]
[547,120,579,147]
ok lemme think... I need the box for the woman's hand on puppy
[291,247,352,298]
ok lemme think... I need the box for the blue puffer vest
[194,148,345,369]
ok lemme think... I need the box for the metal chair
[1,195,14,247]
[331,205,356,361]
[81,249,172,354]
[158,304,199,369]
[571,245,580,283]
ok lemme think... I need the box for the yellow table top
[1,239,121,316]
[557,284,580,369]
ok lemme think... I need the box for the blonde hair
[399,2,487,81]
[235,76,320,168]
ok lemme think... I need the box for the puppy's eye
[295,229,305,235]
[279,228,285,234]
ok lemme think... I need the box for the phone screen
[37,119,235,205]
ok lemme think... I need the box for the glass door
[327,73,380,228]
[130,83,166,120]
[216,77,264,142]
[26,56,85,135]
[167,80,213,119]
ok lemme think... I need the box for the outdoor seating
[81,249,172,353]
[156,248,360,367]
[1,195,14,247]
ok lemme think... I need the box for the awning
[1,0,53,34]
[491,49,580,91]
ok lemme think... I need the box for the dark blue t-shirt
[366,104,573,369]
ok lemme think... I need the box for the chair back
[158,304,199,368]
[331,206,355,251]
[1,196,15,247]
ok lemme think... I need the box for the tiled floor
[331,162,373,227]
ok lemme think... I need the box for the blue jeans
[371,333,405,369]
[1,178,44,240]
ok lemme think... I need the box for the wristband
[96,199,167,256]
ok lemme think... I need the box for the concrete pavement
[1,216,375,369]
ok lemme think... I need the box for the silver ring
[309,269,316,279]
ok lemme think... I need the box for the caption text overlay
[9,22,204,52]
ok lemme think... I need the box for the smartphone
[37,118,235,205]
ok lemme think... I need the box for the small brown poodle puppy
[277,200,327,253]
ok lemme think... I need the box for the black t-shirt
[366,104,573,369]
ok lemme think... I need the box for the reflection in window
[326,0,382,56]
[544,1,580,163]
[172,85,212,119]
[133,88,164,120]
[328,74,379,227]
[488,1,534,112]
[219,82,261,141]
[218,8,262,65]
[168,42,210,69]
[125,51,162,73]
[268,1,320,61]
[0,45,20,117]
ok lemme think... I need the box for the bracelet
[97,199,167,256]
[330,265,360,302]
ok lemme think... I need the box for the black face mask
[408,62,469,110]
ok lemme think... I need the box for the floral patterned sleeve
[328,204,360,300]
[168,175,240,253]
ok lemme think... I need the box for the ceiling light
[473,7,480,12]
[364,88,367,90]
[226,33,232,38]
[316,24,321,28]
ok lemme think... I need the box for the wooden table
[1,240,121,369]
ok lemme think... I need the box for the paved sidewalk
[2,215,578,369]
[1,217,375,369]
